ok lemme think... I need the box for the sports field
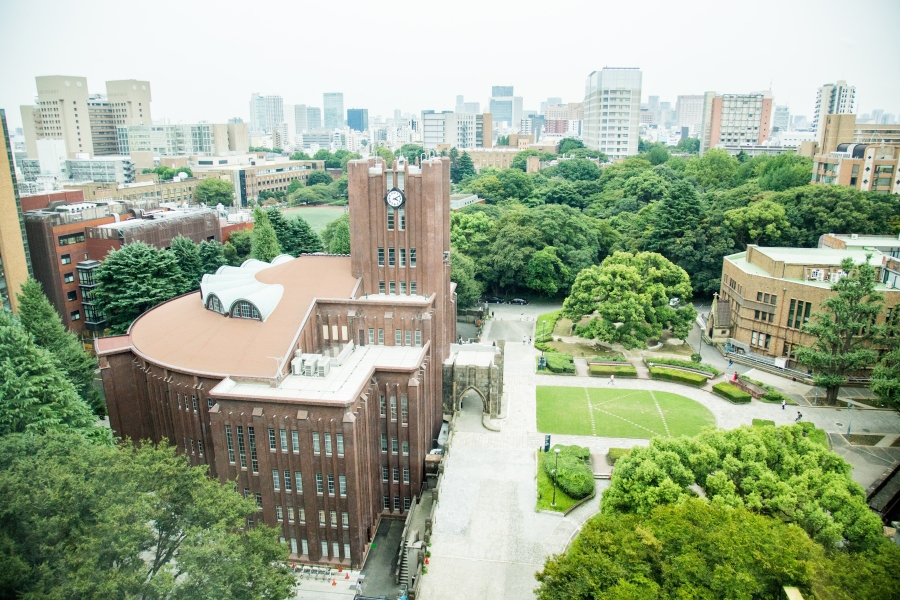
[536,386,715,439]
[282,206,346,233]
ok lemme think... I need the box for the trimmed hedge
[646,357,720,376]
[752,419,776,427]
[607,448,631,465]
[761,390,789,404]
[648,366,708,386]
[712,382,752,403]
[589,364,638,377]
[542,445,594,499]
[590,355,627,362]
[535,341,555,353]
[545,353,575,374]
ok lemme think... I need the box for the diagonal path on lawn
[584,388,597,436]
[591,404,665,437]
[650,391,671,437]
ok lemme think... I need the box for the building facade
[1,109,34,311]
[307,107,322,130]
[489,86,523,132]
[583,68,642,159]
[699,93,774,154]
[675,95,705,136]
[207,159,325,206]
[713,244,899,367]
[810,143,900,194]
[249,94,284,134]
[324,93,345,130]
[347,109,369,133]
[95,156,455,567]
[813,80,855,140]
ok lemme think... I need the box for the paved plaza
[419,303,900,600]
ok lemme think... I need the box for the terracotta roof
[125,255,357,378]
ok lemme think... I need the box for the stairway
[398,543,409,586]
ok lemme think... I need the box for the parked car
[668,297,681,307]
[483,296,505,304]
[508,298,529,305]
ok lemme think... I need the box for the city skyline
[1,0,898,131]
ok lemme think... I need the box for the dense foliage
[543,445,593,499]
[193,177,235,206]
[250,208,282,262]
[322,213,351,254]
[265,208,323,256]
[0,432,295,600]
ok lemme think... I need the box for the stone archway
[442,341,504,418]
[457,385,488,415]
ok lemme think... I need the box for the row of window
[786,299,812,330]
[384,495,411,511]
[58,232,85,246]
[272,469,348,497]
[387,208,406,231]
[183,436,204,456]
[225,425,259,472]
[367,328,422,347]
[377,281,417,295]
[753,310,775,323]
[755,291,777,306]
[280,537,350,560]
[750,330,771,349]
[381,434,409,455]
[379,395,409,424]
[381,466,411,484]
[377,247,417,268]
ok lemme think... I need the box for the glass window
[402,441,409,455]
[342,512,349,527]
[399,208,405,230]
[299,507,306,523]
[378,329,384,344]
[295,472,303,494]
[225,425,236,463]
[383,496,390,510]
[319,510,326,526]
[393,468,399,482]
[387,210,395,231]
[401,397,408,424]
[380,395,386,416]
[327,474,335,495]
[330,510,338,527]
[378,281,385,294]
[255,493,262,509]
[415,330,421,346]
[378,248,385,266]
[276,505,283,521]
[395,329,402,345]
[291,430,299,453]
[410,282,416,295]
[388,247,395,267]
[405,330,411,345]
[336,434,344,457]
[399,248,406,267]
[284,470,292,491]
[290,538,298,553]
[394,496,400,511]
[339,475,346,496]
[368,328,375,344]
[410,248,416,267]
[381,434,388,452]
[382,466,389,482]
[316,473,323,494]
[280,429,288,451]
[390,396,397,421]
[268,428,277,451]
[237,426,247,469]
[324,433,332,456]
[272,470,281,491]
[312,432,320,455]
[301,539,308,555]
[403,468,410,483]
[389,281,396,294]
[391,438,399,453]
[248,427,258,473]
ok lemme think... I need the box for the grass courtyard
[282,206,346,233]
[536,386,715,439]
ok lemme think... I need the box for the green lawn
[282,207,346,233]
[536,386,715,439]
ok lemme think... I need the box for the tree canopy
[322,213,350,254]
[193,177,235,207]
[250,208,282,262]
[142,166,193,181]
[306,170,334,186]
[0,431,295,600]
[564,251,696,348]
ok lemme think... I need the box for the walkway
[420,303,900,600]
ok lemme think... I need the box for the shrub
[536,310,561,343]
[535,342,556,353]
[607,448,631,465]
[589,364,638,377]
[752,419,776,427]
[545,353,575,374]
[739,374,773,391]
[690,353,702,363]
[761,390,788,404]
[543,445,594,499]
[646,358,720,375]
[649,366,708,386]
[590,355,627,362]
[712,382,752,403]
[797,422,829,447]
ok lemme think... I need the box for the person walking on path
[782,399,786,410]
[608,374,615,386]
[795,411,803,422]
[522,335,526,345]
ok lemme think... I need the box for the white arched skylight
[199,257,287,321]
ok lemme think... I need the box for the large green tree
[290,217,323,254]
[198,239,227,275]
[450,151,476,183]
[223,229,253,266]
[0,310,100,438]
[723,199,791,247]
[563,251,696,348]
[193,177,235,206]
[94,242,187,334]
[602,424,883,551]
[306,171,334,186]
[526,246,571,296]
[552,158,601,182]
[0,432,295,600]
[450,249,482,308]
[250,208,282,262]
[169,235,203,292]
[15,279,103,415]
[322,213,350,254]
[557,138,585,154]
[684,148,737,189]
[795,257,884,405]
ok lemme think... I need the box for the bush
[712,382,752,403]
[797,422,829,447]
[590,355,627,362]
[649,366,708,386]
[607,448,631,465]
[646,358,720,375]
[545,353,575,374]
[739,374,773,391]
[589,364,638,377]
[752,419,776,427]
[543,445,594,499]
[690,353,702,363]
[535,342,555,353]
[536,310,561,343]
[761,390,788,404]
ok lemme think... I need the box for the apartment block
[422,111,492,150]
[324,93,344,130]
[583,68,642,159]
[65,176,200,204]
[1,109,33,311]
[813,80,855,140]
[700,92,773,154]
[810,144,900,194]
[711,244,899,368]
[249,94,284,134]
[675,95,704,135]
[116,122,249,157]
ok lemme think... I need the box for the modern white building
[675,95,704,135]
[421,111,479,150]
[813,80,855,139]
[583,68,642,159]
[294,104,308,134]
[489,86,523,132]
[249,94,284,134]
[773,105,791,132]
[323,93,344,130]
[306,107,322,130]
[116,123,249,157]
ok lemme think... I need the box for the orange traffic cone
[425,557,430,564]
[332,579,336,586]
[345,573,350,579]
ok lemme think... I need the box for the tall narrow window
[191,396,197,412]
[237,426,247,469]
[198,440,203,456]
[378,248,385,266]
[399,248,406,267]
[410,282,417,295]
[403,467,410,483]
[395,329,402,345]
[400,281,407,294]
[405,330,411,345]
[276,506,283,521]
[339,475,347,496]
[290,538,298,553]
[316,473,323,494]
[378,281,385,294]
[391,437,399,453]
[382,467,389,482]
[402,441,409,455]
[312,432,320,455]
[336,434,344,457]
[399,207,405,230]
[378,329,385,344]
[381,434,388,452]
[248,427,258,473]
[288,507,295,522]
[380,395,386,416]
[284,470,292,491]
[387,209,395,231]
[388,248,395,267]
[393,468,399,482]
[324,433,332,456]
[410,248,416,267]
[327,474,335,495]
[291,430,299,453]
[273,470,281,491]
[268,428,277,451]
[255,493,262,509]
[280,429,288,452]
[225,425,236,463]
[390,396,397,421]
[295,472,303,494]
[368,328,375,344]
[401,396,408,424]
[301,539,308,555]
[319,510,326,526]
[389,281,396,294]
[342,512,349,527]
[415,330,422,346]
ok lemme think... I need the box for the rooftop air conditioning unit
[851,233,859,240]
[830,273,841,283]
[317,361,330,377]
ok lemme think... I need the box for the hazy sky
[2,0,898,129]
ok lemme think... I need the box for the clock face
[385,188,405,208]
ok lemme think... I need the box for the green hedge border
[648,366,708,386]
[645,357,720,376]
[589,364,638,377]
[712,382,752,403]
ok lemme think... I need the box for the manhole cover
[835,422,844,427]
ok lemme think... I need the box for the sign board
[544,435,551,452]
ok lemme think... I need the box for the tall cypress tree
[169,235,203,292]
[251,208,282,262]
[15,279,104,416]
[198,240,228,275]
[290,217,323,254]
[265,208,296,255]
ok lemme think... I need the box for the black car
[508,298,529,305]
[483,296,505,304]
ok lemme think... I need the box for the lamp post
[847,402,853,436]
[551,448,561,506]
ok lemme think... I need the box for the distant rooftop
[95,208,213,230]
[748,246,885,267]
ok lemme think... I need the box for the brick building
[95,156,455,567]
[710,243,899,367]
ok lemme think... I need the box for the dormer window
[232,301,261,320]
[207,294,223,313]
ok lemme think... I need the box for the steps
[398,544,409,586]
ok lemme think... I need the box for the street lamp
[847,402,853,436]
[551,448,561,507]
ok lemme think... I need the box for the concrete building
[95,156,455,567]
[583,68,642,159]
[773,105,790,132]
[294,105,308,134]
[66,155,135,184]
[711,243,899,368]
[455,96,480,114]
[249,94,284,134]
[324,93,345,130]
[461,148,520,171]
[302,129,333,151]
[116,122,249,157]
[307,107,322,130]
[489,86,523,132]
[65,176,201,204]
[203,160,325,206]
[1,109,34,311]
[807,114,900,156]
[699,92,774,154]
[21,76,152,159]
[348,109,369,133]
[475,114,492,149]
[422,112,492,151]
[813,80,855,140]
[810,144,900,194]
[675,95,705,136]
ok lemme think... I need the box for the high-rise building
[307,107,322,130]
[773,105,790,132]
[20,76,151,159]
[455,95,480,114]
[583,68,642,159]
[421,111,492,150]
[294,105,308,134]
[116,123,248,157]
[648,95,660,111]
[0,109,34,311]
[488,86,523,132]
[492,86,513,97]
[249,94,284,134]
[347,109,369,132]
[324,93,344,130]
[675,95,705,135]
[95,156,456,567]
[699,92,774,154]
[813,80,855,140]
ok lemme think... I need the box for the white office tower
[583,68,642,159]
[813,80,855,139]
[249,93,284,133]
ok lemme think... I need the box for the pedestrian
[781,399,786,410]
[732,371,738,382]
[609,374,615,386]
[728,359,733,368]
[522,335,526,345]
[795,411,802,422]
[528,336,532,344]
